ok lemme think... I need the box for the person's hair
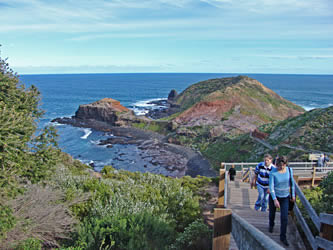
[276,156,288,166]
[264,154,273,160]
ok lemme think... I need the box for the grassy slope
[203,106,333,169]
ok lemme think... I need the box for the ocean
[20,73,333,173]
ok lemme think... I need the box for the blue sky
[0,0,333,74]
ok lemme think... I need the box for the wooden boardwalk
[228,177,305,250]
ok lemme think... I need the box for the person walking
[229,165,236,181]
[269,156,295,247]
[317,153,325,172]
[252,154,274,212]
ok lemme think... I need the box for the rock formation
[74,98,133,126]
[167,89,178,102]
[171,76,304,136]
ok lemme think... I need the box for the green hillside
[203,106,333,168]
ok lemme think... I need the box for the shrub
[170,219,212,250]
[74,212,174,250]
[0,205,16,239]
[1,185,77,248]
[14,238,42,250]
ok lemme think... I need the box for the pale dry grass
[1,185,82,249]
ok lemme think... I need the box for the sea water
[20,73,333,172]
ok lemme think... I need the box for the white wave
[49,121,65,126]
[90,139,101,145]
[132,98,167,108]
[132,108,149,116]
[81,128,92,139]
[302,106,316,111]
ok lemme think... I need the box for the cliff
[74,98,133,125]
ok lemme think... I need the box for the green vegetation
[131,119,170,134]
[0,54,213,248]
[297,171,333,236]
[0,56,60,198]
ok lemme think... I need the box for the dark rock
[168,89,178,101]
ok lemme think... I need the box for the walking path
[227,177,305,249]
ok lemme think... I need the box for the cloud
[14,63,173,74]
[200,0,332,15]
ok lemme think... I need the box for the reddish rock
[175,100,234,126]
[75,98,133,125]
[252,129,268,140]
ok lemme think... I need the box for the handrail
[232,213,284,250]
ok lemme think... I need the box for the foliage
[52,164,208,249]
[0,205,16,239]
[319,171,333,213]
[170,219,212,250]
[297,172,333,236]
[0,53,60,198]
[14,238,42,250]
[74,212,174,250]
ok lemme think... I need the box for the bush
[0,205,16,239]
[74,212,174,250]
[14,238,42,250]
[170,219,212,250]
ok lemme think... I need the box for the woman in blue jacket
[269,156,295,247]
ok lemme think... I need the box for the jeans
[269,195,289,240]
[254,185,269,211]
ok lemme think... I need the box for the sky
[0,0,333,74]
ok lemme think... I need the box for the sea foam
[80,128,92,139]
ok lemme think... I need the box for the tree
[0,49,59,198]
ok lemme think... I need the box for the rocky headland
[52,98,215,177]
[53,75,310,174]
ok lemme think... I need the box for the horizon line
[19,72,333,76]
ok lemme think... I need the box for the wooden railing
[223,162,333,187]
[213,162,333,250]
[293,183,333,249]
[214,164,284,250]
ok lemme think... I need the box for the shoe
[268,226,273,233]
[280,238,289,247]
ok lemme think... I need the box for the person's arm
[252,164,259,187]
[269,173,280,208]
[291,168,296,201]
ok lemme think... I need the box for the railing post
[312,166,316,187]
[249,167,253,188]
[218,168,226,208]
[213,208,232,250]
[317,213,333,250]
[241,163,244,179]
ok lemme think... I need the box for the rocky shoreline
[52,115,217,178]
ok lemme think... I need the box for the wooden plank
[316,236,333,250]
[295,183,321,231]
[213,208,232,250]
[294,203,317,250]
[320,213,333,226]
